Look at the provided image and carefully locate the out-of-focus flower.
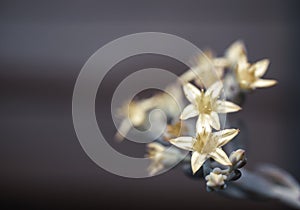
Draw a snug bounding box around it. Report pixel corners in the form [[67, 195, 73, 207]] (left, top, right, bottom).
[[115, 98, 156, 141], [236, 58, 277, 90], [163, 121, 189, 141], [180, 50, 228, 88], [180, 81, 241, 132], [146, 142, 184, 176], [223, 40, 277, 90], [170, 128, 239, 174], [205, 168, 227, 189], [115, 83, 184, 141], [225, 40, 247, 68], [154, 83, 184, 119]]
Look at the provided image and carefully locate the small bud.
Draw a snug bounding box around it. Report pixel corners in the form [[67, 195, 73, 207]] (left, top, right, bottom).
[[205, 170, 227, 189], [237, 158, 247, 169], [229, 149, 245, 165]]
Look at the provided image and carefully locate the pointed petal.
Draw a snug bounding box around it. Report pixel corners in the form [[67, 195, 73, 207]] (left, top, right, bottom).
[[205, 81, 223, 99], [237, 58, 250, 72], [196, 114, 212, 133], [254, 59, 270, 77], [251, 79, 277, 89], [215, 100, 241, 113], [210, 148, 232, 166], [180, 104, 199, 120], [191, 151, 207, 174], [225, 40, 246, 62], [209, 112, 220, 130], [183, 83, 201, 104], [213, 58, 230, 68], [215, 129, 240, 147], [169, 136, 194, 151]]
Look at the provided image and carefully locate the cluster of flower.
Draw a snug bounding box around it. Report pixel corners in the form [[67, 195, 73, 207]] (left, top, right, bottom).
[[116, 41, 277, 190]]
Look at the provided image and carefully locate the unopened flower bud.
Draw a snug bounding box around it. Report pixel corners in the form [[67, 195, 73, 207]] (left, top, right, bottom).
[[229, 149, 245, 165], [205, 170, 227, 189]]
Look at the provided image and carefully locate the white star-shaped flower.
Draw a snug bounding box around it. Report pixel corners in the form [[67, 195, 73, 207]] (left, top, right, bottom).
[[180, 81, 241, 132], [170, 128, 239, 174]]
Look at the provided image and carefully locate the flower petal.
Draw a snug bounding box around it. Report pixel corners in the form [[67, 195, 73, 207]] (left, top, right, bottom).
[[209, 148, 232, 166], [213, 58, 230, 68], [180, 104, 199, 120], [215, 100, 241, 113], [251, 79, 277, 89], [225, 40, 247, 64], [183, 83, 201, 104], [196, 114, 212, 133], [191, 151, 207, 174], [214, 129, 240, 147], [236, 58, 250, 71], [205, 81, 223, 99], [209, 111, 220, 130], [169, 136, 194, 151], [254, 59, 269, 78]]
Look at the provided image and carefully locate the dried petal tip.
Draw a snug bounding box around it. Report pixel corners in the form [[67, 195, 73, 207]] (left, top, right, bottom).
[[229, 149, 245, 165], [205, 170, 227, 189]]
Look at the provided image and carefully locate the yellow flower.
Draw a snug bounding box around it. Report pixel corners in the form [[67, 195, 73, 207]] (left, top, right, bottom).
[[236, 58, 277, 90], [170, 129, 239, 174], [146, 142, 184, 175], [181, 82, 241, 132]]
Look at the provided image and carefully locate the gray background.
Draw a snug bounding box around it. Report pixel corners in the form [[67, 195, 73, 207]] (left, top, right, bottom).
[[0, 0, 299, 209]]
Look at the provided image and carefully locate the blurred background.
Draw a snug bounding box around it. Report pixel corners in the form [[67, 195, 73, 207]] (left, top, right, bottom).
[[1, 0, 300, 209]]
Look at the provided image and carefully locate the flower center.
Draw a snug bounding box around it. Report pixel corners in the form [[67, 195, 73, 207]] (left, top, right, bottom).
[[238, 69, 256, 89], [196, 95, 213, 114], [193, 133, 217, 154], [193, 138, 205, 153]]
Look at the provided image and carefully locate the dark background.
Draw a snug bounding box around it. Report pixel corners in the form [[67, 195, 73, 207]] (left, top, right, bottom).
[[1, 0, 300, 209]]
